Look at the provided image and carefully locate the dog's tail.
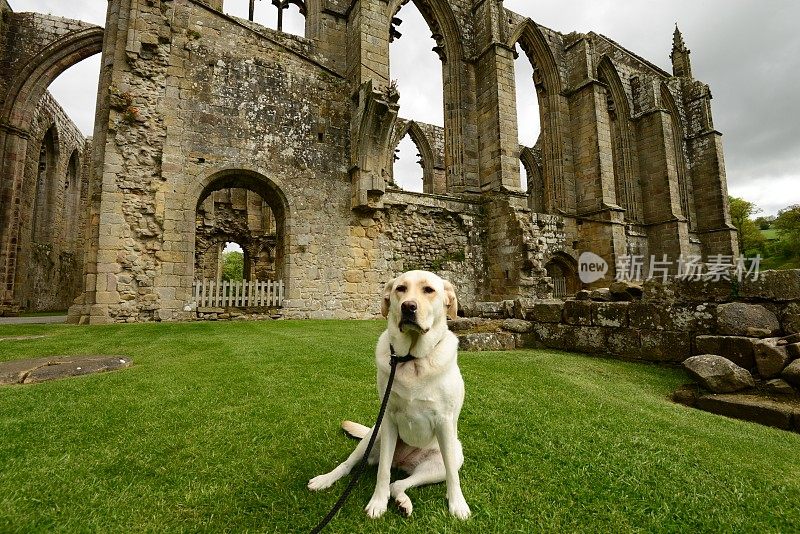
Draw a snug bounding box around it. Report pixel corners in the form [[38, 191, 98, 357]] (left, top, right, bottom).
[[341, 420, 370, 440]]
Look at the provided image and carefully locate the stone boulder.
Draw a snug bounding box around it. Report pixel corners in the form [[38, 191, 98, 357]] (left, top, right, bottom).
[[683, 355, 755, 393], [716, 302, 780, 338], [590, 288, 612, 302], [782, 359, 800, 388], [765, 378, 796, 396], [609, 281, 643, 301], [754, 338, 790, 378]]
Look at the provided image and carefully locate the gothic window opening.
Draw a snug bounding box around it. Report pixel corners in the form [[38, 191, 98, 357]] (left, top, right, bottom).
[[514, 47, 542, 194], [195, 183, 281, 285], [223, 0, 306, 37], [32, 126, 58, 243], [662, 84, 695, 229], [62, 150, 81, 249], [389, 1, 445, 128], [393, 133, 425, 193]]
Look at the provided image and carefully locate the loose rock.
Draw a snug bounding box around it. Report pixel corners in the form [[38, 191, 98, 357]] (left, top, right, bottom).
[[683, 354, 755, 393]]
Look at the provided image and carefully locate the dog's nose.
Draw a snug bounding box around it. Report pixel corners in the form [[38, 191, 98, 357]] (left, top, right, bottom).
[[401, 300, 418, 313]]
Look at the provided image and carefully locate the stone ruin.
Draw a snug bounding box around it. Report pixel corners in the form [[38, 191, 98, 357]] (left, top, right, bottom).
[[451, 270, 800, 432], [0, 0, 740, 323]]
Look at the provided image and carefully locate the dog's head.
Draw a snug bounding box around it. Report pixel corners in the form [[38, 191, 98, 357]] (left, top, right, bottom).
[[381, 271, 458, 333]]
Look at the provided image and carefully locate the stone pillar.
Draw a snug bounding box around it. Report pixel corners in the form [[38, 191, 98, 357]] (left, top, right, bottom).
[[685, 82, 738, 257], [634, 78, 691, 264], [564, 35, 627, 278], [473, 0, 520, 191], [305, 0, 348, 72], [346, 0, 390, 91]]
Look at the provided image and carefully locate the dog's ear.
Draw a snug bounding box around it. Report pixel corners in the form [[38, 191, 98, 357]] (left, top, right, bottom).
[[381, 278, 396, 318], [442, 279, 458, 320]]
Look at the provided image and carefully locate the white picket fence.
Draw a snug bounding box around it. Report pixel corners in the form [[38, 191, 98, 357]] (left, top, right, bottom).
[[193, 279, 284, 308]]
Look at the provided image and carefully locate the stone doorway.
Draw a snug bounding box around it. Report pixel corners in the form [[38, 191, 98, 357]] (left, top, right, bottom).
[[195, 187, 279, 284]]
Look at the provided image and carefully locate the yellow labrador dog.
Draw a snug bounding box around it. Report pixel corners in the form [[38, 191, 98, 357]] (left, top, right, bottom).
[[308, 270, 471, 520]]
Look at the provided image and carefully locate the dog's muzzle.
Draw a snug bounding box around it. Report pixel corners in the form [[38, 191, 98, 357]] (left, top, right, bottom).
[[399, 300, 426, 332]]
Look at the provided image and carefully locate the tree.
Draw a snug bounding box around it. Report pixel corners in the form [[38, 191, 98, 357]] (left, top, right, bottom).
[[221, 251, 244, 281], [773, 205, 800, 259], [754, 215, 775, 230], [728, 196, 764, 255]]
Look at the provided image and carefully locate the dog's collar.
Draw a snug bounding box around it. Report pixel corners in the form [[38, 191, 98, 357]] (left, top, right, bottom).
[[389, 344, 416, 364]]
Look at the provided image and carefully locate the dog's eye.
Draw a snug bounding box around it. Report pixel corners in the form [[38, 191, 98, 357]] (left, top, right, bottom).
[[396, 285, 407, 293], [423, 286, 435, 294]]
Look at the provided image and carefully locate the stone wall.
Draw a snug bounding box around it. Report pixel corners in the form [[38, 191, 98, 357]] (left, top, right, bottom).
[[460, 270, 800, 365], [14, 92, 90, 311], [380, 191, 485, 312]]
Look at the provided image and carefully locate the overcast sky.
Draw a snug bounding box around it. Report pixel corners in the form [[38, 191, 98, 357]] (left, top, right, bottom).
[[10, 0, 800, 215]]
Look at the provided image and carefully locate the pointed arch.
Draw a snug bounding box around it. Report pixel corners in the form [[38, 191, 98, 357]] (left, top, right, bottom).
[[508, 19, 570, 213], [32, 124, 60, 243], [391, 120, 437, 194], [520, 146, 545, 213], [660, 83, 694, 228], [63, 149, 82, 248], [508, 19, 562, 97], [597, 56, 642, 223], [388, 0, 466, 191], [1, 25, 103, 307], [0, 27, 104, 132]]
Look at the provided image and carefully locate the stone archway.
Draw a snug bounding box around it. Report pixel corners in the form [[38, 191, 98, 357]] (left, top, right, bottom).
[[194, 187, 278, 283], [192, 169, 289, 288], [0, 24, 103, 311], [545, 253, 579, 298]]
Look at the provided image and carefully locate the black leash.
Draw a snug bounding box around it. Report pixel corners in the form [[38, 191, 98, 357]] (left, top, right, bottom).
[[311, 346, 414, 534]]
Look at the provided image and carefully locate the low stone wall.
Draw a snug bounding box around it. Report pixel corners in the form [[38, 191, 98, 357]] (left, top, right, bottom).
[[459, 270, 800, 365]]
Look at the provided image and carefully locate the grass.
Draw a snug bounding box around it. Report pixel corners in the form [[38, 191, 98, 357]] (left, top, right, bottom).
[[1, 320, 799, 533], [17, 310, 67, 317]]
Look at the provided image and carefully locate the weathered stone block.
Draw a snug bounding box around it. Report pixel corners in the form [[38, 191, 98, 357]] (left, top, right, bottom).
[[716, 302, 780, 338], [513, 298, 536, 320], [696, 394, 794, 430], [502, 319, 533, 333], [683, 355, 755, 393], [754, 338, 790, 379], [567, 326, 607, 354], [531, 300, 564, 323], [457, 332, 517, 352], [628, 302, 661, 330], [562, 300, 592, 326], [473, 301, 505, 319], [783, 302, 800, 334], [693, 335, 756, 369], [640, 330, 691, 362], [739, 270, 800, 302], [606, 328, 641, 358], [592, 302, 629, 327]]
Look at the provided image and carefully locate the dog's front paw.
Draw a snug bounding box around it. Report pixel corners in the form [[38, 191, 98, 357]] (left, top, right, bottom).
[[307, 473, 336, 491], [448, 496, 471, 520], [365, 495, 389, 519]]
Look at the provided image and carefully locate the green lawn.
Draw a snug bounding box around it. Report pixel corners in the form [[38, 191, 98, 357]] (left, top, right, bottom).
[[1, 321, 799, 533]]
